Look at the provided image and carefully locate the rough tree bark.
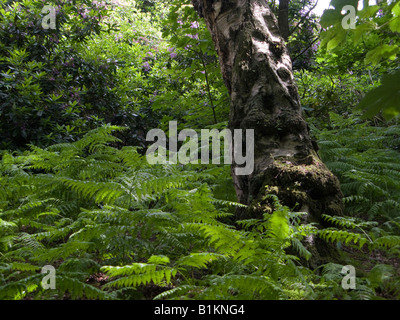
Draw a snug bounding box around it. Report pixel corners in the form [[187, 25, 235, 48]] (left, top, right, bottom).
[[192, 0, 343, 265]]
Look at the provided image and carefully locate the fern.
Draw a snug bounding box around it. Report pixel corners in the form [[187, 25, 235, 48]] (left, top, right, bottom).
[[54, 274, 114, 300], [318, 228, 369, 248], [10, 262, 40, 272], [101, 258, 178, 289], [61, 178, 125, 204], [196, 274, 285, 300], [316, 116, 400, 221], [176, 252, 226, 270], [373, 236, 400, 250], [322, 214, 377, 230], [0, 274, 43, 300], [6, 123, 397, 300], [306, 113, 400, 299], [318, 214, 374, 248], [153, 285, 200, 300], [290, 238, 312, 261]]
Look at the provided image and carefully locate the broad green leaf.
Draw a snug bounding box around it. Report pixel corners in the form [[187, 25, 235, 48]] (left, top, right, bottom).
[[389, 17, 400, 33], [327, 28, 347, 51], [353, 22, 375, 44], [269, 209, 290, 240], [392, 1, 400, 16], [357, 69, 400, 120], [320, 9, 343, 28], [358, 5, 379, 18], [364, 44, 399, 65]]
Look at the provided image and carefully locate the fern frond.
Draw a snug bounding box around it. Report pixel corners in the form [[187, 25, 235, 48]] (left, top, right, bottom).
[[211, 199, 247, 208], [101, 263, 177, 288], [10, 262, 40, 272], [322, 214, 359, 229], [176, 252, 226, 269], [153, 284, 200, 300], [373, 236, 400, 249], [32, 240, 93, 263], [290, 238, 312, 261], [55, 274, 114, 299], [16, 232, 45, 250], [0, 218, 17, 230], [72, 125, 125, 153], [367, 200, 400, 217], [185, 223, 244, 254], [318, 228, 369, 248], [201, 274, 284, 300], [61, 178, 124, 204]]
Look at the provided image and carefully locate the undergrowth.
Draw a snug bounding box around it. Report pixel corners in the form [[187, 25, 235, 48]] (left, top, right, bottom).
[[0, 119, 399, 300], [313, 113, 400, 299]]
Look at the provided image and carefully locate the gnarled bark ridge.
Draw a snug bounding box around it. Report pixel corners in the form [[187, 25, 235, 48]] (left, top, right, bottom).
[[192, 0, 343, 264]]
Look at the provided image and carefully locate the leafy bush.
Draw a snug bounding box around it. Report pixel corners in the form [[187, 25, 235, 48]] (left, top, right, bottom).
[[0, 0, 163, 149]]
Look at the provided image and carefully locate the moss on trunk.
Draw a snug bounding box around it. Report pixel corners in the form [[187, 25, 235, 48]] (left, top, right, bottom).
[[249, 152, 343, 220]]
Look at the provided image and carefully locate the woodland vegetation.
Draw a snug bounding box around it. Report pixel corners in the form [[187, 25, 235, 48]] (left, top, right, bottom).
[[0, 0, 399, 300]]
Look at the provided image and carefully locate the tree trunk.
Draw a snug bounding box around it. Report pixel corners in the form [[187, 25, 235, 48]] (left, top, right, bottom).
[[192, 0, 343, 265], [278, 0, 290, 41]]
